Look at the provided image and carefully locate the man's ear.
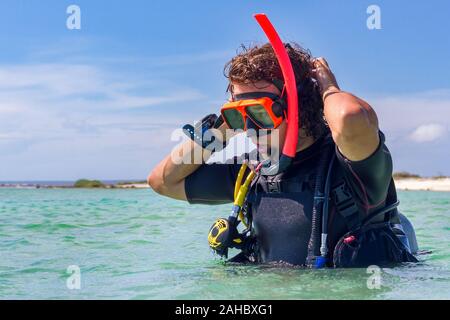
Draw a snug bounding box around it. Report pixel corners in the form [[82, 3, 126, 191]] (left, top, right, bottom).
[[227, 83, 236, 101]]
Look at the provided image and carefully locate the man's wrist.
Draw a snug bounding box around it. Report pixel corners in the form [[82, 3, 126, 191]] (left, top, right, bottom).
[[322, 86, 341, 101]]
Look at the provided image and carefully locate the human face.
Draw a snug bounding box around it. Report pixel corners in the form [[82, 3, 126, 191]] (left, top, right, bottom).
[[230, 81, 286, 158], [230, 81, 316, 158]]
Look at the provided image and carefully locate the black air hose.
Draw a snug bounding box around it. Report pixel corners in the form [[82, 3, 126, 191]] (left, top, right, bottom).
[[306, 142, 333, 267]]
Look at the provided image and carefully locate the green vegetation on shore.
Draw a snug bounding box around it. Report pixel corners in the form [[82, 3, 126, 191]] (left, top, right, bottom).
[[393, 172, 450, 180], [431, 174, 448, 179], [393, 172, 421, 179], [73, 179, 106, 188], [71, 179, 148, 188], [115, 180, 147, 185]]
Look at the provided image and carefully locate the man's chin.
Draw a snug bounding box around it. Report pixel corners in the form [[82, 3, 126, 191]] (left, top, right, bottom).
[[257, 148, 279, 162]]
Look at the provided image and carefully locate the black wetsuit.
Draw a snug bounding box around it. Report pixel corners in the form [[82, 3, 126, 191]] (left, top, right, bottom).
[[185, 131, 395, 265]]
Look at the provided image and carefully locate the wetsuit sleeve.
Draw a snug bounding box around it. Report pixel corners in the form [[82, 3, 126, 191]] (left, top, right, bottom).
[[335, 131, 393, 213], [184, 163, 240, 205]]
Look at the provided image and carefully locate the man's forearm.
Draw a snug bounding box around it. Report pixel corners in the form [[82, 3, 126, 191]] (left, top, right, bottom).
[[148, 123, 230, 200], [147, 138, 214, 200]]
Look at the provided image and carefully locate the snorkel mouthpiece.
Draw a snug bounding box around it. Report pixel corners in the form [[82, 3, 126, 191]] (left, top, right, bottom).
[[254, 14, 299, 175]]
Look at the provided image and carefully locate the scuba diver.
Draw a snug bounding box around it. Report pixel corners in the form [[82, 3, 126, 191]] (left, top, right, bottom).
[[148, 14, 419, 268]]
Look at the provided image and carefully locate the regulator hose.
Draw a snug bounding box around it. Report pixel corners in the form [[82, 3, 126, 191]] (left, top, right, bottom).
[[306, 142, 334, 268]]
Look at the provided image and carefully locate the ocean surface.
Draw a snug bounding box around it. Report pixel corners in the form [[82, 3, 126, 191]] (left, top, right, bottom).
[[0, 188, 449, 300]]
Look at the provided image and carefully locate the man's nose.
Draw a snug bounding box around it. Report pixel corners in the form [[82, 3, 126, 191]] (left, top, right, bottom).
[[245, 118, 272, 139]]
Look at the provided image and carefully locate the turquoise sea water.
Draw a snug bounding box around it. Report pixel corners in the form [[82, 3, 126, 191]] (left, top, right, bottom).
[[0, 188, 449, 299]]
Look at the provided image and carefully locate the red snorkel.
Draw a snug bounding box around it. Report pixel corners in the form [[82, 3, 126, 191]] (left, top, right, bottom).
[[254, 14, 299, 175]]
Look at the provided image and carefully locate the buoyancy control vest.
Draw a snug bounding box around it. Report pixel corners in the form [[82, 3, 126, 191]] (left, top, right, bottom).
[[243, 134, 418, 267]]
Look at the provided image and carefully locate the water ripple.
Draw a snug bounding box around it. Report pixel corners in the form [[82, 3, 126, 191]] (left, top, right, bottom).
[[0, 188, 448, 299]]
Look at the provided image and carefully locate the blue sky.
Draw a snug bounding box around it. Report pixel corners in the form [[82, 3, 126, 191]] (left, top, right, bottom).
[[0, 0, 449, 180]]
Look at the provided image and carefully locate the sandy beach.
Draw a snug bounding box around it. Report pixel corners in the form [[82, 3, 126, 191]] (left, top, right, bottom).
[[117, 179, 450, 192], [2, 179, 449, 192], [116, 183, 149, 189], [394, 178, 450, 192]]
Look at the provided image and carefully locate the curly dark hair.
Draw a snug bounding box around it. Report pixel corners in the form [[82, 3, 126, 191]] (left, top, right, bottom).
[[224, 42, 327, 138]]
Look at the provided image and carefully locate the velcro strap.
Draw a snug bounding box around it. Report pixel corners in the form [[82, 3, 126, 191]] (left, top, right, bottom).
[[332, 182, 360, 230]]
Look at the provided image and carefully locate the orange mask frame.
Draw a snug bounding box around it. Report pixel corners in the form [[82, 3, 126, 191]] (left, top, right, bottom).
[[220, 96, 285, 130]]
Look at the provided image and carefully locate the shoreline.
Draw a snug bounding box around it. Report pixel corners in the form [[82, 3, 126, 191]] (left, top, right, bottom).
[[2, 179, 450, 192], [393, 178, 450, 192], [0, 183, 150, 189]]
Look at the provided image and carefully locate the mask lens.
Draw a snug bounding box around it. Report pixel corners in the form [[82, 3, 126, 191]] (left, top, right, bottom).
[[246, 104, 275, 129], [222, 108, 245, 130], [246, 118, 271, 137]]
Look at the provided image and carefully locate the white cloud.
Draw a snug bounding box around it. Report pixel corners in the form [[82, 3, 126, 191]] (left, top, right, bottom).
[[366, 90, 450, 175], [0, 63, 204, 109], [0, 62, 210, 178], [2, 57, 450, 178], [0, 42, 237, 179], [0, 63, 206, 138], [370, 89, 450, 133], [409, 123, 447, 143], [0, 133, 25, 140]]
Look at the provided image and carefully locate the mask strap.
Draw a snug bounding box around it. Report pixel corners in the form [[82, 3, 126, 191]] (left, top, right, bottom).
[[234, 92, 280, 101], [272, 78, 284, 94]]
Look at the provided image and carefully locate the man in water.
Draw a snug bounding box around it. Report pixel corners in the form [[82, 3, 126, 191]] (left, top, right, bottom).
[[147, 43, 415, 266]]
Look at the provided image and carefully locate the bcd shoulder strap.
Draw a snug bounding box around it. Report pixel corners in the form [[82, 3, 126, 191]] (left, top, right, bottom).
[[330, 169, 399, 232], [331, 178, 360, 231]]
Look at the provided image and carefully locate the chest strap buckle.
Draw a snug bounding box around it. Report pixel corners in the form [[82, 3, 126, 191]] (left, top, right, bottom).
[[267, 180, 281, 193]]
